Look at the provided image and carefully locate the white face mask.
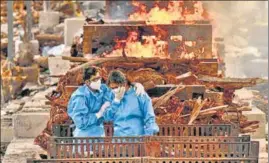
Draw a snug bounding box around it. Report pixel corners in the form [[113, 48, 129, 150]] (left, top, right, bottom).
[[89, 79, 101, 90], [112, 87, 120, 94]]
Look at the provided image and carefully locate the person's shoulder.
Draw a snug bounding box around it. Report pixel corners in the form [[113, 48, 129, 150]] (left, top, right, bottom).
[[100, 84, 111, 92], [136, 91, 151, 102], [101, 83, 108, 89], [71, 85, 87, 97]]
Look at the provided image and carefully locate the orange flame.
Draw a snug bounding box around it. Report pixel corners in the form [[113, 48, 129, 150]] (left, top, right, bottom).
[[108, 31, 168, 58], [104, 1, 214, 59], [128, 1, 207, 24]]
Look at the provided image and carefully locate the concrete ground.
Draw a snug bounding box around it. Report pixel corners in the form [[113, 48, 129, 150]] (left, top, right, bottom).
[[2, 139, 45, 163], [1, 85, 55, 162]]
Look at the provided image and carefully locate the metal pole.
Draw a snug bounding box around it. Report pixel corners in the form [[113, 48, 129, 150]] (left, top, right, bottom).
[[44, 1, 50, 12], [7, 1, 14, 61], [25, 0, 32, 41]]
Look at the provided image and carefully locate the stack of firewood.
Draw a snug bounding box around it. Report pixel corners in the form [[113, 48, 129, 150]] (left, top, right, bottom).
[[153, 88, 259, 133], [34, 56, 265, 150]]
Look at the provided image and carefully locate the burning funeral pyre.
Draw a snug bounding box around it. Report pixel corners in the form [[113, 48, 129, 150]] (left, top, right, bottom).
[[34, 1, 266, 150]]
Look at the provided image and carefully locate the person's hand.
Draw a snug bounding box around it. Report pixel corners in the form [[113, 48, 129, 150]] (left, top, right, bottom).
[[114, 87, 126, 102], [133, 83, 146, 96], [96, 101, 110, 119]]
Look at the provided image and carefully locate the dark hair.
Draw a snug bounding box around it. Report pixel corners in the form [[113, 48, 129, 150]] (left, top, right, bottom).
[[107, 70, 126, 85], [83, 67, 98, 81]]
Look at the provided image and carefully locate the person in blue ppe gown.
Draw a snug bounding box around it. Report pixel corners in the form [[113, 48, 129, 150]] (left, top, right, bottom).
[[67, 67, 147, 137], [67, 67, 146, 157], [101, 70, 159, 137], [67, 67, 112, 137]]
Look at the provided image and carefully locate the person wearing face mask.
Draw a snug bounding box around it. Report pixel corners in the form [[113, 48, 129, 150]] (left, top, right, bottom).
[[67, 67, 146, 137], [67, 67, 110, 137], [102, 70, 159, 137]]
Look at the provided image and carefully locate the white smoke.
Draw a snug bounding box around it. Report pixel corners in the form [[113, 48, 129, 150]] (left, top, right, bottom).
[[204, 1, 268, 78]]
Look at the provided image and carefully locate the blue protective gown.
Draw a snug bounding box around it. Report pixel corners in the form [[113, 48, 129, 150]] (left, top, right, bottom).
[[67, 84, 113, 137], [103, 87, 159, 136]]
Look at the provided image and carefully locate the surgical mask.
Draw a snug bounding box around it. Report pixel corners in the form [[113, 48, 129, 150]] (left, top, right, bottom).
[[112, 87, 120, 94], [89, 79, 101, 90]]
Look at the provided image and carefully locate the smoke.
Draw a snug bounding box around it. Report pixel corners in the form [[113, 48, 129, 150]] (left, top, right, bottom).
[[78, 1, 105, 19], [203, 1, 268, 78]]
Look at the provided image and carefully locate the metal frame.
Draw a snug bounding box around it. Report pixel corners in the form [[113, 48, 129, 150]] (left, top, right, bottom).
[[52, 124, 239, 137], [27, 158, 142, 163], [157, 124, 239, 136], [149, 139, 258, 158], [48, 136, 148, 159], [47, 136, 256, 159], [142, 157, 258, 163], [27, 156, 258, 163], [82, 21, 212, 59]]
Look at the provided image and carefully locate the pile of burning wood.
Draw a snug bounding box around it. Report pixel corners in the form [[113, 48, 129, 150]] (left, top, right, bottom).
[[33, 0, 266, 151], [34, 56, 265, 150]]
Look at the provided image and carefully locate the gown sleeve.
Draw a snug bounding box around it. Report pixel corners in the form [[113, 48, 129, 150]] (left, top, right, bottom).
[[102, 100, 121, 122], [67, 95, 98, 130], [138, 94, 159, 136]]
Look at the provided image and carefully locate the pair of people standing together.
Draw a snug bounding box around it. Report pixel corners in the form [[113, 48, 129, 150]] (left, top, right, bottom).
[[67, 67, 159, 138]]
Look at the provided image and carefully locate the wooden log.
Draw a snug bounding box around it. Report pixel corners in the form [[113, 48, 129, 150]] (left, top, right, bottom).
[[62, 56, 89, 62], [178, 105, 228, 118], [240, 129, 256, 133], [240, 121, 259, 128], [153, 85, 185, 109], [49, 75, 64, 78], [35, 34, 63, 42], [68, 57, 192, 73], [34, 56, 49, 69], [197, 111, 217, 118], [102, 62, 145, 69], [188, 98, 207, 125], [224, 106, 252, 112], [68, 57, 128, 73], [198, 75, 267, 89]]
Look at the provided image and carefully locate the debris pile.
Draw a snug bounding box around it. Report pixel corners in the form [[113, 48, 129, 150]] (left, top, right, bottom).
[[1, 60, 41, 102], [0, 0, 85, 103], [0, 1, 82, 25], [0, 0, 41, 25]]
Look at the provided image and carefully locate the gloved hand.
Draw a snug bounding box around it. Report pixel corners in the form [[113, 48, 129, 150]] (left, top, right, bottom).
[[114, 87, 126, 102], [133, 83, 146, 96], [96, 101, 110, 119]]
